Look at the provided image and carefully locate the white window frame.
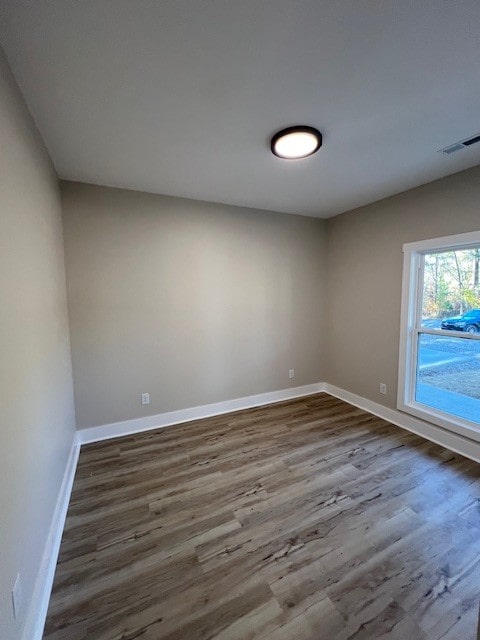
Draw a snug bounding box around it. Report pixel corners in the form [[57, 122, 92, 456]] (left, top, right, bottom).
[[398, 230, 480, 442]]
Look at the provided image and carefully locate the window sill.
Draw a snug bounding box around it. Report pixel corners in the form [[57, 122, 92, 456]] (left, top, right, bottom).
[[398, 397, 480, 444]]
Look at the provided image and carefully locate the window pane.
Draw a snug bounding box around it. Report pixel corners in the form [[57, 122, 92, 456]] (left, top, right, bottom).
[[416, 333, 480, 425], [421, 247, 480, 331]]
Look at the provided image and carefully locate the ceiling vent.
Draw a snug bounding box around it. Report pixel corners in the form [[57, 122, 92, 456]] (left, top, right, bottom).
[[440, 133, 480, 155]]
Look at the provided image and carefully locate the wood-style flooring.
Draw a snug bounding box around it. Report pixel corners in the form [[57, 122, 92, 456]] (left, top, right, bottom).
[[43, 393, 480, 640]]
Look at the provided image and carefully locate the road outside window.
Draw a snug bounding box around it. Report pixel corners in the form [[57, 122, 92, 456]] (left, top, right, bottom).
[[398, 232, 480, 439]]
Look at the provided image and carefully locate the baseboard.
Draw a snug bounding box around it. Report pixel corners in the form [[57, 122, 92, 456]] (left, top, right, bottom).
[[77, 382, 325, 445], [77, 381, 480, 463], [19, 381, 479, 639], [323, 383, 480, 464], [22, 433, 80, 640]]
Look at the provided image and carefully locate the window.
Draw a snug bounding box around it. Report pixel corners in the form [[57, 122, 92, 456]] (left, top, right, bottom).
[[398, 231, 480, 440]]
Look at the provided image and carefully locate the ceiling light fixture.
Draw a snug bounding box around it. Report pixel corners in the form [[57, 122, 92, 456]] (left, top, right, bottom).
[[271, 126, 322, 159]]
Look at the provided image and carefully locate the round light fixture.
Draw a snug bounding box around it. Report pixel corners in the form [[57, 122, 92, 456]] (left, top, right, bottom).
[[271, 126, 322, 159]]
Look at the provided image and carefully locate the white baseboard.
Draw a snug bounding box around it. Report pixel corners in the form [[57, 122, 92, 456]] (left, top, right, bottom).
[[22, 433, 80, 640], [77, 382, 480, 464], [323, 383, 480, 464], [77, 382, 325, 445], [22, 382, 478, 640]]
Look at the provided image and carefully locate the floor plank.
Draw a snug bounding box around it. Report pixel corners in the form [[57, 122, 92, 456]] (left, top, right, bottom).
[[44, 393, 480, 639]]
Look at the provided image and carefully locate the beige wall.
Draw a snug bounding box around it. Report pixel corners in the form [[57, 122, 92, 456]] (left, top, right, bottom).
[[61, 182, 327, 429], [326, 165, 480, 409], [0, 48, 75, 640], [1, 28, 479, 639]]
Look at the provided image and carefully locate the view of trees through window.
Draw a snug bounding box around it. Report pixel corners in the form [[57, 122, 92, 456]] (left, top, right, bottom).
[[415, 245, 480, 422], [422, 248, 480, 320]]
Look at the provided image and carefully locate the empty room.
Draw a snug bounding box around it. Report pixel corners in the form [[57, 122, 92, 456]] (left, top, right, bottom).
[[2, 2, 480, 639]]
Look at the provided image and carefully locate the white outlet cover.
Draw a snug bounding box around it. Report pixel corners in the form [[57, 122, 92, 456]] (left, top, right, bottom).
[[289, 369, 295, 379], [141, 393, 150, 405]]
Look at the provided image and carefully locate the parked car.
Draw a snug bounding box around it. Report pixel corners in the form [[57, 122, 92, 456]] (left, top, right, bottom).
[[441, 309, 480, 333]]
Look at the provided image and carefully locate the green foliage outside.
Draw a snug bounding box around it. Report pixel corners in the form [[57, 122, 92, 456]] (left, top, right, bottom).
[[423, 248, 480, 319]]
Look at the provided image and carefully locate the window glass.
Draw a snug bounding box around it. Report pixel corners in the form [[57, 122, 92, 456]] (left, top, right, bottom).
[[415, 333, 480, 424], [399, 232, 480, 436], [421, 248, 480, 331]]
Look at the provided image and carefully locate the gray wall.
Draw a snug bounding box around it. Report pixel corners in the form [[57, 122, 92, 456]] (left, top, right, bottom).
[[326, 165, 480, 408], [61, 182, 327, 429], [0, 48, 75, 640]]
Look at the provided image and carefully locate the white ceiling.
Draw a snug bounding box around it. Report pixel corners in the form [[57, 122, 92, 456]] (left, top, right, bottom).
[[1, 1, 480, 218]]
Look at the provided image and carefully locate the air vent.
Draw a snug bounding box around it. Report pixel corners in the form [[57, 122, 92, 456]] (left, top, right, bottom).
[[439, 133, 480, 155], [463, 134, 480, 147], [442, 143, 464, 154]]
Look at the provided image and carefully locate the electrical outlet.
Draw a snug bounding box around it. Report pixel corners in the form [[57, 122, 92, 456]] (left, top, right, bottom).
[[141, 393, 150, 405], [289, 369, 295, 379], [379, 383, 387, 395], [12, 573, 22, 619]]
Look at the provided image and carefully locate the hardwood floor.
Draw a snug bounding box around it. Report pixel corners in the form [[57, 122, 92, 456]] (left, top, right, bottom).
[[44, 393, 480, 640]]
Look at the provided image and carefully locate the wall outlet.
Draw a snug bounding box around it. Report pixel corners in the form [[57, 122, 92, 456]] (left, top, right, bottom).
[[379, 383, 387, 395], [289, 369, 295, 379], [141, 393, 150, 405], [12, 573, 22, 619]]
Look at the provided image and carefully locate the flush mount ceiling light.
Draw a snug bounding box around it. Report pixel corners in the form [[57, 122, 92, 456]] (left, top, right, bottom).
[[271, 126, 322, 159]]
